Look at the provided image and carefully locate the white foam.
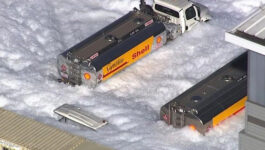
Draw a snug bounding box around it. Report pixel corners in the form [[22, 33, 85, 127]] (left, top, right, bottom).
[[0, 0, 259, 149]]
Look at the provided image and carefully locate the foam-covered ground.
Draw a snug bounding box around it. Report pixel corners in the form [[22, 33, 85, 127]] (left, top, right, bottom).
[[0, 0, 263, 149]]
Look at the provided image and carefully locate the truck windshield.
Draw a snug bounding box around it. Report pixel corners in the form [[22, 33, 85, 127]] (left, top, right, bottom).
[[185, 6, 196, 20], [155, 4, 179, 18]]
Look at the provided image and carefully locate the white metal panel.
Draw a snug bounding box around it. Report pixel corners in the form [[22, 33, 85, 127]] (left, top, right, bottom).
[[54, 104, 108, 130], [246, 122, 265, 141], [246, 101, 265, 120], [239, 130, 265, 150], [225, 32, 265, 55]]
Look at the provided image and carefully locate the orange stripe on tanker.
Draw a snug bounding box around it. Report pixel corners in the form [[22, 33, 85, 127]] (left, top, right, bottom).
[[212, 96, 247, 127]]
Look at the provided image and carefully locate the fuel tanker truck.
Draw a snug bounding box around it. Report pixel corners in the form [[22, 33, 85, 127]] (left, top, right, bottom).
[[57, 0, 211, 87], [161, 52, 248, 134]]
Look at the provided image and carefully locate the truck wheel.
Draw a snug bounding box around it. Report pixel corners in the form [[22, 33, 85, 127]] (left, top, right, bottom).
[[165, 24, 181, 40]]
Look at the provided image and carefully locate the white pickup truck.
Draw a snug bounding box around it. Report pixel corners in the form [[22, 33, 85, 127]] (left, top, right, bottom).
[[141, 0, 211, 35]]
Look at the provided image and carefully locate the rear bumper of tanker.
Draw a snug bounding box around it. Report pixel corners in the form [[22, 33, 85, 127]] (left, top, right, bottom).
[[160, 96, 247, 134], [57, 53, 100, 87]]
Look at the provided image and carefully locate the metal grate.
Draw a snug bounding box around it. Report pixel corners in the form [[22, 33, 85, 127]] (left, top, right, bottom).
[[170, 105, 185, 128], [67, 61, 81, 85]]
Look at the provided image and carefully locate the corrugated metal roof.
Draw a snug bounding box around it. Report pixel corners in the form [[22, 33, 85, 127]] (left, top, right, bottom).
[[0, 108, 111, 150], [237, 7, 265, 39], [225, 5, 265, 55]]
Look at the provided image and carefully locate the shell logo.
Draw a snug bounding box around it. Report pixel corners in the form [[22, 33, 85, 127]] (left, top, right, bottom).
[[84, 73, 91, 80], [156, 36, 162, 44]]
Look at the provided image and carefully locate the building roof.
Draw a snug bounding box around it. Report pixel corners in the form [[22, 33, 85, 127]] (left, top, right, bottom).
[[225, 5, 265, 55], [0, 108, 112, 150]]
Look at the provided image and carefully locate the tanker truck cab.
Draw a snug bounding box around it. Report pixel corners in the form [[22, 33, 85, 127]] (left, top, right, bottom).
[[152, 0, 211, 33]]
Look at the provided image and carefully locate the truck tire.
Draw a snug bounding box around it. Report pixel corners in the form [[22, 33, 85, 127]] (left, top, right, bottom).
[[164, 23, 181, 40]]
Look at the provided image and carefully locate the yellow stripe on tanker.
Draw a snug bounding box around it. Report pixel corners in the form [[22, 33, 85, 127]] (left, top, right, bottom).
[[102, 36, 154, 80]]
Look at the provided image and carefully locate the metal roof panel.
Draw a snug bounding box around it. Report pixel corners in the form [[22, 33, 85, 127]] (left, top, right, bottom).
[[226, 5, 265, 55], [246, 17, 265, 38], [257, 29, 265, 39], [238, 10, 265, 32], [0, 108, 112, 150]]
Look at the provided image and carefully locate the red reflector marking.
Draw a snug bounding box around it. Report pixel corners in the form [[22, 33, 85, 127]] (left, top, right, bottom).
[[233, 106, 245, 115], [163, 114, 168, 121], [103, 62, 128, 78], [145, 19, 154, 26], [61, 64, 67, 72], [98, 74, 103, 80], [90, 53, 99, 60]]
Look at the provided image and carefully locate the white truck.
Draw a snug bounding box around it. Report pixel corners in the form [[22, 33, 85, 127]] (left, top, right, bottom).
[[141, 0, 211, 35], [57, 0, 211, 87]]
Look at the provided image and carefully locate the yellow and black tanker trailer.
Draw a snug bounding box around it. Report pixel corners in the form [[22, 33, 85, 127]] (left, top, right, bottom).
[[57, 9, 168, 87], [160, 52, 248, 134]]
